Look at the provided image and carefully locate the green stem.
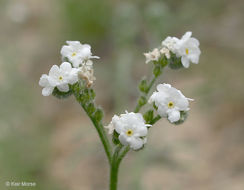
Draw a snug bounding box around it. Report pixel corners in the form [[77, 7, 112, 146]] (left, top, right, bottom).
[[110, 65, 164, 189], [134, 75, 158, 113], [72, 85, 112, 164], [149, 115, 161, 125], [110, 146, 130, 190], [83, 105, 112, 163]]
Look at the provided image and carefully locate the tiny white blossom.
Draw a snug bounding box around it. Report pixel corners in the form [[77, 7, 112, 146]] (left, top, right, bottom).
[[104, 123, 115, 135], [78, 65, 96, 88], [160, 47, 171, 59], [39, 74, 54, 96], [175, 31, 201, 68], [161, 36, 179, 54], [60, 41, 99, 68], [106, 111, 151, 150], [149, 84, 193, 123], [39, 62, 79, 96], [144, 48, 160, 64]]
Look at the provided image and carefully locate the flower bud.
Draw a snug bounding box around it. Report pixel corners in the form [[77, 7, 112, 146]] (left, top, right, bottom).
[[87, 102, 96, 115], [153, 66, 162, 77], [159, 56, 168, 67], [88, 89, 96, 100], [94, 108, 103, 122], [139, 79, 148, 93]]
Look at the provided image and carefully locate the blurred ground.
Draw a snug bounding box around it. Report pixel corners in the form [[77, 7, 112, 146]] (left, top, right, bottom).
[[0, 0, 244, 190]]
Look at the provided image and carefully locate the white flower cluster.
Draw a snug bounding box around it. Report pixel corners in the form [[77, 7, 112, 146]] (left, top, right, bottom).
[[144, 31, 201, 68], [39, 41, 98, 96], [149, 84, 193, 123], [105, 112, 151, 150]]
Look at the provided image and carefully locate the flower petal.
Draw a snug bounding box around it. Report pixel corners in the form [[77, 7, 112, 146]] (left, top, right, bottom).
[[181, 56, 190, 68], [129, 137, 144, 150], [57, 84, 69, 92], [42, 86, 54, 96], [60, 62, 72, 72], [168, 110, 181, 123], [49, 65, 60, 78], [118, 134, 129, 146]]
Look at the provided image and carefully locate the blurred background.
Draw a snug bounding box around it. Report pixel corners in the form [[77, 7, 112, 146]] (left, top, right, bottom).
[[0, 0, 244, 189]]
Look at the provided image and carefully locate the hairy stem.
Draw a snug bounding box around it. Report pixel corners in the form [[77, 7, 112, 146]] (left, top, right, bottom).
[[134, 75, 158, 113], [83, 105, 112, 163], [72, 85, 112, 164], [110, 145, 130, 190], [149, 115, 161, 125]]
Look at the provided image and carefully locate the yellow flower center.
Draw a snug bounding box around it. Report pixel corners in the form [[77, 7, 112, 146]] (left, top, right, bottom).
[[72, 52, 77, 57], [59, 76, 63, 80], [168, 101, 174, 108], [185, 48, 189, 55], [126, 129, 133, 137]]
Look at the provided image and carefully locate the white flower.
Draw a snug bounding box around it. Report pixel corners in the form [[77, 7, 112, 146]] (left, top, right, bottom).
[[60, 41, 99, 68], [104, 121, 115, 135], [106, 112, 151, 150], [39, 62, 79, 96], [144, 48, 160, 64], [78, 65, 96, 88], [160, 47, 170, 59], [149, 84, 193, 123], [175, 31, 201, 68], [39, 74, 54, 96], [161, 36, 179, 54]]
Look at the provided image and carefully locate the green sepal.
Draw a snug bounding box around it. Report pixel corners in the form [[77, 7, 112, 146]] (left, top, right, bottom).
[[80, 90, 90, 103], [168, 53, 183, 70], [138, 96, 147, 106], [88, 89, 96, 100], [159, 56, 168, 67], [52, 87, 73, 99], [87, 102, 96, 115], [172, 111, 188, 125], [153, 65, 162, 77], [94, 108, 104, 122], [62, 57, 70, 63], [139, 78, 148, 93], [112, 130, 120, 145], [153, 102, 158, 110], [143, 110, 154, 124]]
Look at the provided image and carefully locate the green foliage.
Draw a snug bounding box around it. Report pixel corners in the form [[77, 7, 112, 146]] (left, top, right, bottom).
[[138, 96, 147, 107], [143, 110, 154, 124], [153, 102, 158, 110], [88, 89, 96, 100], [159, 56, 169, 67], [168, 53, 183, 70], [78, 88, 96, 103], [87, 102, 96, 115], [153, 65, 162, 77], [52, 87, 73, 99], [94, 108, 104, 122], [112, 131, 120, 145], [139, 78, 148, 93]]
